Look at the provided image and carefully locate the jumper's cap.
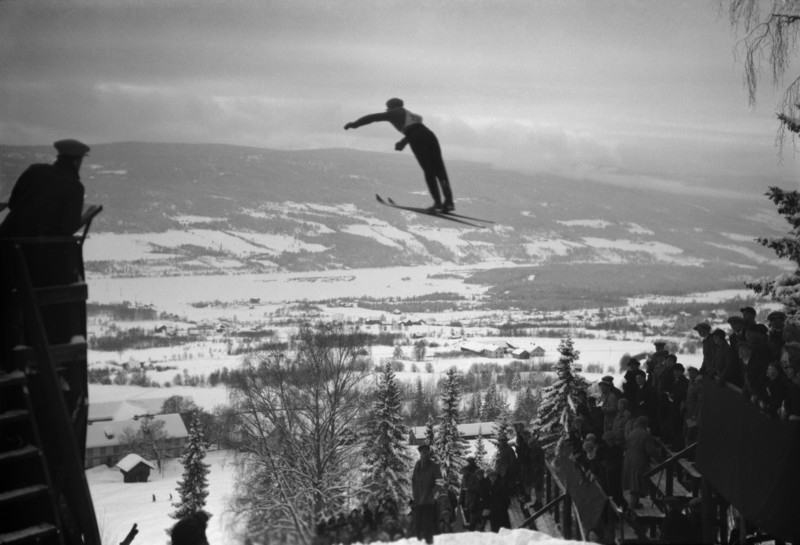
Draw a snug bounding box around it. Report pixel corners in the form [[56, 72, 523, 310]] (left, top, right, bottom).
[[693, 322, 711, 332], [727, 316, 745, 326], [672, 363, 684, 372], [767, 311, 787, 322], [54, 139, 90, 157], [740, 306, 756, 315], [386, 97, 404, 110], [653, 340, 667, 349], [711, 328, 727, 338]]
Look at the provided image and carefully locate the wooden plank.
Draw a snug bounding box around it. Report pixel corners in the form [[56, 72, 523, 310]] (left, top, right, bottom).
[[0, 523, 58, 544], [0, 485, 49, 505], [650, 472, 691, 498], [13, 341, 87, 367], [0, 409, 29, 426], [32, 283, 88, 307], [0, 445, 39, 465], [679, 458, 702, 480], [631, 497, 665, 520], [0, 371, 26, 388]]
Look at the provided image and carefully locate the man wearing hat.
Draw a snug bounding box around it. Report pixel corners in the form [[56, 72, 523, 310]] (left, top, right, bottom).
[[598, 377, 620, 433], [707, 329, 730, 379], [0, 139, 90, 237], [693, 322, 714, 376], [740, 306, 757, 328], [726, 315, 746, 348], [666, 363, 689, 449], [411, 444, 442, 544], [767, 310, 787, 353]]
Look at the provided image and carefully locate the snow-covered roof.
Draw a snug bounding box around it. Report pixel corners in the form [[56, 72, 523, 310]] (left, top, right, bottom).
[[115, 453, 156, 473], [89, 397, 173, 422], [460, 342, 504, 354], [410, 421, 498, 440], [86, 413, 189, 449]]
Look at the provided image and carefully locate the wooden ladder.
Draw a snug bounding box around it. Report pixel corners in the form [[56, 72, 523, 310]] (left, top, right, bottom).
[[1, 244, 101, 545], [0, 371, 65, 544]]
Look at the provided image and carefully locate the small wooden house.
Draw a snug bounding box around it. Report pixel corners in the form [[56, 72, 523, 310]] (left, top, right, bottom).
[[116, 453, 156, 483]]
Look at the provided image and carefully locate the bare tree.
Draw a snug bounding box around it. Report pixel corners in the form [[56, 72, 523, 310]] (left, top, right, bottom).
[[228, 325, 372, 545], [118, 416, 171, 475], [723, 0, 800, 149]]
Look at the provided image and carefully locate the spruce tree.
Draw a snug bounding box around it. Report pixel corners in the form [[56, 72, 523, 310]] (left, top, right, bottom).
[[424, 414, 438, 461], [360, 361, 413, 506], [435, 367, 469, 494], [481, 382, 501, 421], [532, 336, 589, 457], [171, 411, 210, 519], [492, 412, 513, 468], [514, 383, 539, 424], [511, 371, 522, 391], [746, 187, 800, 317], [470, 391, 482, 421], [474, 427, 488, 469], [411, 377, 426, 425]]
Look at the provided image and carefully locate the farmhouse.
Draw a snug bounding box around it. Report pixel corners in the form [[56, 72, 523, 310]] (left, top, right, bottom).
[[115, 453, 156, 483], [85, 413, 189, 468], [507, 343, 546, 359], [88, 397, 173, 423], [460, 341, 505, 358], [408, 421, 499, 445]]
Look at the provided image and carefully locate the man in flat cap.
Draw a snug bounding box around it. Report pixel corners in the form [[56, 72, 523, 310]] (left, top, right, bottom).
[[767, 310, 787, 353], [726, 315, 746, 348], [0, 139, 90, 358], [692, 323, 714, 377], [0, 139, 90, 237], [740, 306, 757, 328], [707, 329, 730, 379]]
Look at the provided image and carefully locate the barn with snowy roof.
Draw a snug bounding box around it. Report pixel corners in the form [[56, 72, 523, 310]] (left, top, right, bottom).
[[115, 453, 156, 483]]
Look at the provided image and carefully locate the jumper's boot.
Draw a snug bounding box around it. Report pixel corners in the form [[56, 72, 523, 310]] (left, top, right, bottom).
[[439, 177, 454, 212]]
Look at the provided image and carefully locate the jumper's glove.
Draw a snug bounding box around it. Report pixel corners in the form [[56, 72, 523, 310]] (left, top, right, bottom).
[[395, 140, 407, 151], [344, 122, 355, 130]]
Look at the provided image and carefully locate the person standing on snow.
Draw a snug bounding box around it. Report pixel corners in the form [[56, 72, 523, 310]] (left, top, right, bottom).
[[344, 98, 455, 212]]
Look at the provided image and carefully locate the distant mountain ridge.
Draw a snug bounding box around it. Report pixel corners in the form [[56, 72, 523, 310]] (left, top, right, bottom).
[[0, 142, 787, 282]]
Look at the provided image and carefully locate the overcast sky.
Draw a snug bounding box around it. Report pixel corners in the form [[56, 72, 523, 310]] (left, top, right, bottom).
[[1, 0, 799, 193]]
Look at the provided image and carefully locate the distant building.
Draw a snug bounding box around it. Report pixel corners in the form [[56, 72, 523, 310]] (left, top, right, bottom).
[[408, 421, 499, 445], [460, 341, 504, 358], [509, 343, 546, 359], [85, 413, 189, 469], [88, 397, 174, 423], [116, 453, 156, 483]]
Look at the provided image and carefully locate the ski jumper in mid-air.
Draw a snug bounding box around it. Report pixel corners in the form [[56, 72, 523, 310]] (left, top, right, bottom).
[[344, 98, 455, 212]]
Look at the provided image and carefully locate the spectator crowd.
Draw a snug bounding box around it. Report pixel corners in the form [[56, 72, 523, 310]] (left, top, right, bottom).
[[314, 306, 800, 545]]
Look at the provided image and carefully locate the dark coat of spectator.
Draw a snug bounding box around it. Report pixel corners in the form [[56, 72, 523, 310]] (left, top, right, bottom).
[[759, 362, 788, 418], [487, 471, 511, 532], [622, 417, 662, 507]]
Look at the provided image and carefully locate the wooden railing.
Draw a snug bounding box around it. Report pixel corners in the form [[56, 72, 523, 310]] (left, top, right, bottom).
[[519, 459, 582, 540]]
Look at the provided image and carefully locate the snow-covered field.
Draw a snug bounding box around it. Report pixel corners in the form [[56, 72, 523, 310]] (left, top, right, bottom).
[[90, 450, 236, 545], [82, 267, 746, 544], [89, 442, 598, 545]]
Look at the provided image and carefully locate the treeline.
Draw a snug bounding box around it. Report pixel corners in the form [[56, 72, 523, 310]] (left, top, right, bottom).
[[90, 328, 200, 351], [467, 262, 747, 311]]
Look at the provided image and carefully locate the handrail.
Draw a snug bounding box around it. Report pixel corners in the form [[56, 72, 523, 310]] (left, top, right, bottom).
[[520, 492, 567, 528], [644, 441, 697, 478]]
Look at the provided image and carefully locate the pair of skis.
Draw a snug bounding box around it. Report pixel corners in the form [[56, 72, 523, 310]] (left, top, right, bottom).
[[375, 194, 493, 228]]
